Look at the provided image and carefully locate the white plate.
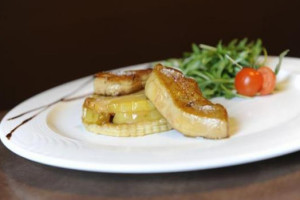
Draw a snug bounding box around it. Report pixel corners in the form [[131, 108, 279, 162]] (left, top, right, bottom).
[[1, 57, 300, 173]]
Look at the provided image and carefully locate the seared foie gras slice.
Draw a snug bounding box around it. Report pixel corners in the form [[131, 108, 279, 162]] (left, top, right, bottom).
[[94, 68, 152, 96], [145, 64, 229, 139]]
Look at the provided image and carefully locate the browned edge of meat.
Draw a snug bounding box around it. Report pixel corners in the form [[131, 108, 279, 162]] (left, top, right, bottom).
[[94, 68, 152, 96]]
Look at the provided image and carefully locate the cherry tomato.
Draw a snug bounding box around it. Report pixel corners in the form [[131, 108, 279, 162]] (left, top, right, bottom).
[[235, 67, 263, 96], [257, 66, 276, 95]]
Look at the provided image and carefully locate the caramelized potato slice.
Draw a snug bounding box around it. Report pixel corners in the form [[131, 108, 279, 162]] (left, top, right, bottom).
[[82, 107, 110, 125], [113, 110, 164, 124], [84, 91, 155, 113]]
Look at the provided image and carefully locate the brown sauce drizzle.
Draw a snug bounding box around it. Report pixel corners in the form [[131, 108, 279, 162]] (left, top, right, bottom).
[[6, 77, 94, 139]]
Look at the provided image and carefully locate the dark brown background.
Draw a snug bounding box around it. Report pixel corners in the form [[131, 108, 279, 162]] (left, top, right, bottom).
[[1, 0, 300, 109]]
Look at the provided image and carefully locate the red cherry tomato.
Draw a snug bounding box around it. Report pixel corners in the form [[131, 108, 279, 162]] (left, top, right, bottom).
[[257, 66, 276, 95], [235, 67, 263, 96]]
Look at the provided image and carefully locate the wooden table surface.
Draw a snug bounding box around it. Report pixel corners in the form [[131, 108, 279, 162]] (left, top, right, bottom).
[[1, 110, 300, 200]]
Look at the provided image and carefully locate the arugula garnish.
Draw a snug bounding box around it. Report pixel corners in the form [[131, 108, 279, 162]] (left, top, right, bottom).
[[159, 38, 288, 99]]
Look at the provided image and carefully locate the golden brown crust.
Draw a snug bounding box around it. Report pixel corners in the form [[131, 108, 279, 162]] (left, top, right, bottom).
[[94, 68, 152, 96]]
